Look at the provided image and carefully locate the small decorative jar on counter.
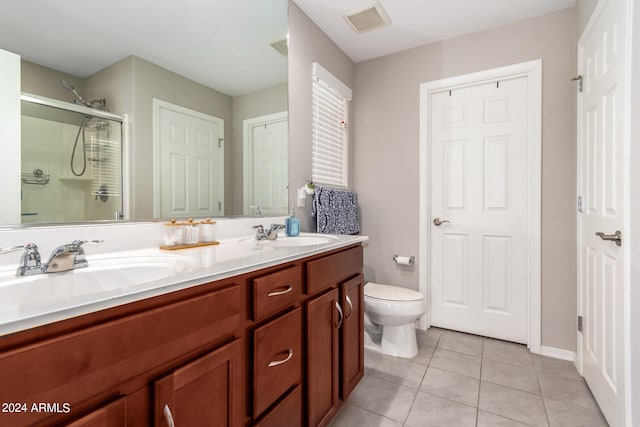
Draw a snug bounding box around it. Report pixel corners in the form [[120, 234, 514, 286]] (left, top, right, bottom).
[[199, 218, 217, 243], [184, 218, 199, 245], [162, 219, 186, 247]]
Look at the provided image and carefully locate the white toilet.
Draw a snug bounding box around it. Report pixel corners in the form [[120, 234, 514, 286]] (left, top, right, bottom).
[[363, 282, 426, 358]]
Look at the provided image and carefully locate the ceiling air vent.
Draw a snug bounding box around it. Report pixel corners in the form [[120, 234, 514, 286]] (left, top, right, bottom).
[[344, 1, 391, 34], [270, 38, 288, 56]]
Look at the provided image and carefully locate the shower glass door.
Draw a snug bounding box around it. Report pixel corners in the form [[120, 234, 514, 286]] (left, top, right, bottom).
[[20, 94, 124, 223]]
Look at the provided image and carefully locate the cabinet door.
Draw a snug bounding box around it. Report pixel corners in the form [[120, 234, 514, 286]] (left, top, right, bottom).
[[65, 398, 126, 427], [306, 288, 340, 427], [154, 339, 242, 427], [340, 274, 364, 399]]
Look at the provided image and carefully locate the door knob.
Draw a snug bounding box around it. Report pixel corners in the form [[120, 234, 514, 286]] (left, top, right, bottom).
[[433, 218, 450, 226], [595, 230, 622, 247]]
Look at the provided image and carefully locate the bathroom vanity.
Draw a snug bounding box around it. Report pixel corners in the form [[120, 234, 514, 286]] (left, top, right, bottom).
[[0, 226, 366, 427]]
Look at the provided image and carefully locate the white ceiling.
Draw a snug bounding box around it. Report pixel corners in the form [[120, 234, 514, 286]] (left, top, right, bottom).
[[292, 0, 577, 63], [0, 0, 288, 96]]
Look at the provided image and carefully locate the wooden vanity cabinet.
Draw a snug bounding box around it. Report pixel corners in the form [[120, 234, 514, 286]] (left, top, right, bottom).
[[252, 308, 302, 418], [305, 245, 364, 427], [306, 288, 341, 426], [340, 274, 365, 399], [0, 280, 242, 427], [0, 243, 364, 427], [154, 339, 243, 427], [64, 398, 127, 427]]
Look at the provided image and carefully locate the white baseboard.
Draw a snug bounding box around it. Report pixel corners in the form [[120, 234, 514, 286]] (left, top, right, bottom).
[[538, 345, 576, 361]]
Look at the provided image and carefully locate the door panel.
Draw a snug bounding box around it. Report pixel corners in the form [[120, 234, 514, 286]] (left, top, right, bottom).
[[158, 103, 224, 218], [248, 116, 288, 215], [430, 76, 529, 343], [577, 0, 628, 424]]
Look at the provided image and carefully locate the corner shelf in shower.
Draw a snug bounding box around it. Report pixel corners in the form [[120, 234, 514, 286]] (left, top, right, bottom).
[[21, 171, 50, 185]]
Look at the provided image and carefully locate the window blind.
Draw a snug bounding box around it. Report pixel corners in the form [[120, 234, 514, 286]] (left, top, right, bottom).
[[312, 63, 352, 188]]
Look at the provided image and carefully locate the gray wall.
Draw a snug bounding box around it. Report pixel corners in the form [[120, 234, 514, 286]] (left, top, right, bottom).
[[576, 0, 599, 37], [352, 9, 577, 351], [128, 57, 233, 219], [288, 2, 355, 231], [21, 60, 86, 102]]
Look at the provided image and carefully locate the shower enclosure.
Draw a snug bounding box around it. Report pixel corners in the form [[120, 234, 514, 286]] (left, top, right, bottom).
[[20, 93, 124, 223]]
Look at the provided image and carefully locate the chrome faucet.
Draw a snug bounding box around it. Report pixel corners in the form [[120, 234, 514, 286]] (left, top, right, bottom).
[[0, 243, 42, 276], [43, 240, 103, 273], [253, 224, 285, 241], [0, 240, 102, 276]]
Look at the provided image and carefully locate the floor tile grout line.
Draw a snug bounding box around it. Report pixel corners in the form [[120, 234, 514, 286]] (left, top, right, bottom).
[[475, 338, 485, 426], [401, 383, 421, 427], [534, 358, 552, 426], [342, 401, 405, 426]]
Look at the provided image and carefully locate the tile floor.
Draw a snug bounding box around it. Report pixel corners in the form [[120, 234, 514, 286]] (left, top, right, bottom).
[[331, 328, 608, 427]]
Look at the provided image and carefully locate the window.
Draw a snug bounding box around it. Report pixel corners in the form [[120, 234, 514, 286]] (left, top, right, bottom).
[[312, 63, 352, 188]]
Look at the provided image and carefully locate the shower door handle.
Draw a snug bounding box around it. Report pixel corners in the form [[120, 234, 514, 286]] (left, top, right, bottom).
[[433, 218, 450, 226]]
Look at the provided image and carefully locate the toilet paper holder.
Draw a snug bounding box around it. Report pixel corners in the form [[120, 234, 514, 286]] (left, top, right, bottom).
[[393, 255, 415, 265]]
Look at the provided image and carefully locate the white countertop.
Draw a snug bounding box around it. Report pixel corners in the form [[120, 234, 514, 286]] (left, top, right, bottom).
[[0, 232, 368, 336]]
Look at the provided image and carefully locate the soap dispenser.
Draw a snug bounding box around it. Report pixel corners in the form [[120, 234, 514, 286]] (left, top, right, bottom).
[[285, 205, 300, 237]]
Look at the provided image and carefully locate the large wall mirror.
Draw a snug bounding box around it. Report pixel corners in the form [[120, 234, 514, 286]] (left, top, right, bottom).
[[0, 0, 288, 226]]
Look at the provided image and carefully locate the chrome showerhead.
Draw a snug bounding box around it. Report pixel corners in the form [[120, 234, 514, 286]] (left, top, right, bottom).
[[60, 79, 89, 107]]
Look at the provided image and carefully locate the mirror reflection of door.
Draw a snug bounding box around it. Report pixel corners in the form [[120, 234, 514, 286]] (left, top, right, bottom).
[[153, 99, 224, 219], [243, 112, 288, 215]]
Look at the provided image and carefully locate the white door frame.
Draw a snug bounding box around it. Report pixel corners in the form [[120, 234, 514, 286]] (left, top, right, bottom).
[[242, 111, 288, 215], [418, 60, 542, 353], [152, 98, 224, 218]]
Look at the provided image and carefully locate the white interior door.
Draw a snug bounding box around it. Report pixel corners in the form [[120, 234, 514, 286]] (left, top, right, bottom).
[[429, 76, 530, 343], [243, 112, 288, 215], [155, 100, 224, 218], [0, 48, 21, 224], [577, 0, 629, 424]]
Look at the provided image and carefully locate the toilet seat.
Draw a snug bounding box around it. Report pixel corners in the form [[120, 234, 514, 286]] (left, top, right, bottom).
[[364, 283, 424, 302]]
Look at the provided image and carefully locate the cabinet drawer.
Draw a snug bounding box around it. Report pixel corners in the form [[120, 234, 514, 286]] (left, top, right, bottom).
[[253, 265, 302, 320], [253, 308, 302, 418], [306, 245, 363, 295], [0, 285, 240, 427], [254, 385, 302, 427]]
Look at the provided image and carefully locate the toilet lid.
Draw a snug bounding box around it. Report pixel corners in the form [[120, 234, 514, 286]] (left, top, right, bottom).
[[364, 283, 424, 301]]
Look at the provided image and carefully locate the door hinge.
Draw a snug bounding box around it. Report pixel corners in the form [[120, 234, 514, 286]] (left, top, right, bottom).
[[577, 196, 583, 213], [218, 201, 222, 211], [571, 75, 583, 92], [218, 138, 223, 148], [578, 315, 583, 333]]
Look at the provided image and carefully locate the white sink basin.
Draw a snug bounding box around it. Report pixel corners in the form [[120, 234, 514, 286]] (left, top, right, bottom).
[[236, 234, 339, 248], [262, 235, 339, 247], [0, 253, 193, 319]]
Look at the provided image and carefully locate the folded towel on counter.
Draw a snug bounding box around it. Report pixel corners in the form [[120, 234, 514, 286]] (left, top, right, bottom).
[[312, 186, 360, 235]]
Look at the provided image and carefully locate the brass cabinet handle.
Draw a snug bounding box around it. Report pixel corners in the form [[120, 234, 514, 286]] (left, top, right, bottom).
[[335, 301, 344, 329], [595, 230, 622, 247], [267, 286, 293, 297], [433, 218, 450, 226], [268, 349, 293, 367], [345, 295, 353, 320], [163, 404, 175, 427]]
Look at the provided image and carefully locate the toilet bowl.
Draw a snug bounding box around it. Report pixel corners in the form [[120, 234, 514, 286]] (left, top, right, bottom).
[[364, 282, 426, 358]]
